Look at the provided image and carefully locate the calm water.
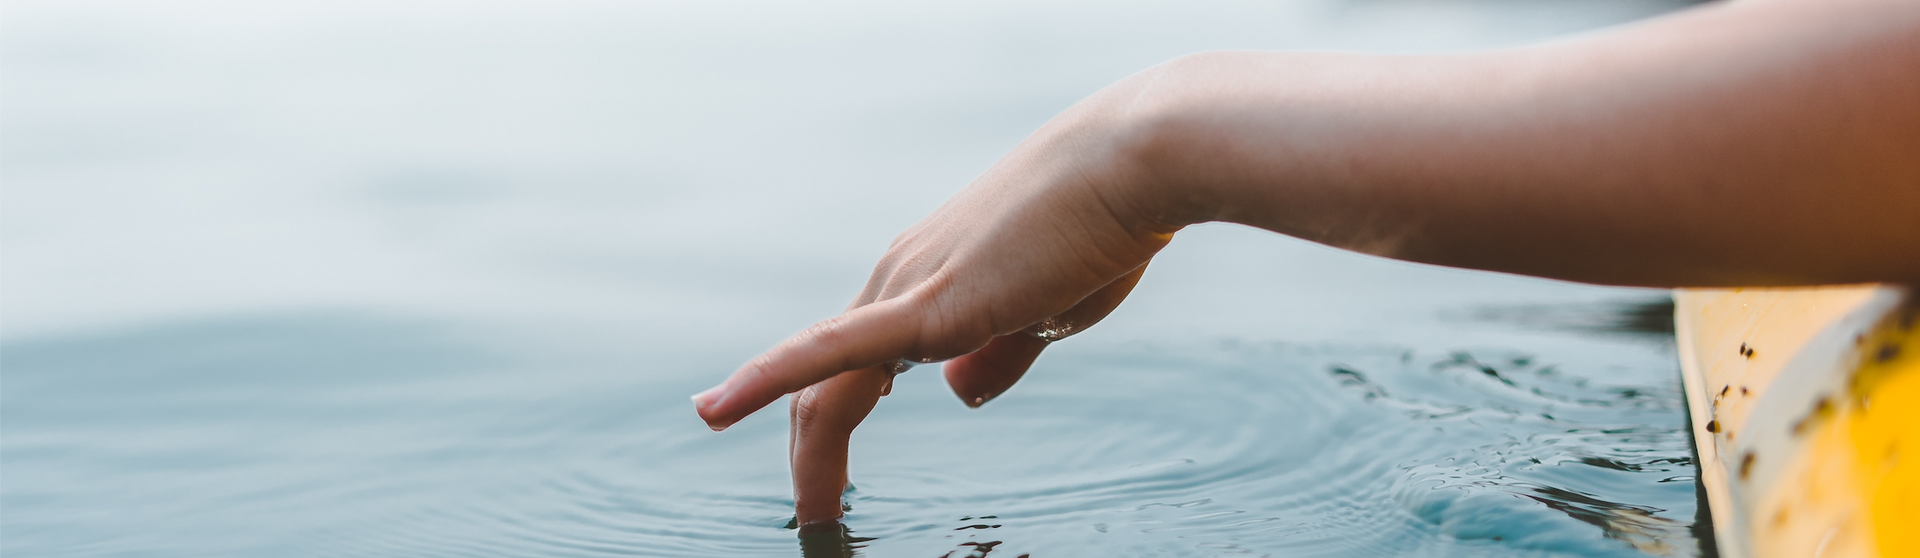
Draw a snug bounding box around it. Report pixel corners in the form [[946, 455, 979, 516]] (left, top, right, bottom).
[[4, 0, 1705, 556]]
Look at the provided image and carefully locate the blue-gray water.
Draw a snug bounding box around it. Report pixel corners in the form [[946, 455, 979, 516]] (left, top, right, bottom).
[[4, 0, 1704, 556], [4, 307, 1697, 557]]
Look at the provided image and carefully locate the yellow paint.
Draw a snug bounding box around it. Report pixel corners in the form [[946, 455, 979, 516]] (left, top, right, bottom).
[[1848, 308, 1919, 558], [1675, 286, 1916, 558]]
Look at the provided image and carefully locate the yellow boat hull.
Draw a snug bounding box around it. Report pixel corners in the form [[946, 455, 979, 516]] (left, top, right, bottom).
[[1676, 286, 1919, 558]]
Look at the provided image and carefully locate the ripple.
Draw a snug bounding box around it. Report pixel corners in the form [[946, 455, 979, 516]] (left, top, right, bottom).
[[5, 319, 1698, 557], [536, 342, 1699, 558]]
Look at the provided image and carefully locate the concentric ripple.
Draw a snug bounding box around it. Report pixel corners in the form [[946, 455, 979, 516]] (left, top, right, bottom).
[[2, 315, 1699, 557]]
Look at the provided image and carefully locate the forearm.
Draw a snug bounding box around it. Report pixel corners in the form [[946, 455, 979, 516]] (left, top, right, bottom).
[[1116, 0, 1920, 286]]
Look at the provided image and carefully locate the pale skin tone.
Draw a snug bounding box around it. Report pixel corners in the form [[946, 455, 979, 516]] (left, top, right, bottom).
[[690, 0, 1920, 526]]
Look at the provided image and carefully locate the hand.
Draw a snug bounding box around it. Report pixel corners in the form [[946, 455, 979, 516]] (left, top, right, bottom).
[[691, 86, 1179, 523], [697, 0, 1920, 522]]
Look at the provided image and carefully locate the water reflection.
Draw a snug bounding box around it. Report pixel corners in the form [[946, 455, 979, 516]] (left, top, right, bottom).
[[1459, 298, 1678, 339], [795, 521, 873, 558], [1521, 485, 1691, 557]]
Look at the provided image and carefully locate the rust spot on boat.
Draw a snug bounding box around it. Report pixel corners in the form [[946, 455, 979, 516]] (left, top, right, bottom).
[[1739, 452, 1757, 480], [1705, 420, 1720, 433]]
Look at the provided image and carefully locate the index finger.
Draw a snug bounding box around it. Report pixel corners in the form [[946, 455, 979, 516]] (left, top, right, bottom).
[[692, 298, 922, 431]]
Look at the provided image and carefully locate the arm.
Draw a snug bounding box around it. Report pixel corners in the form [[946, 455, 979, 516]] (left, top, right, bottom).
[[1137, 0, 1920, 286], [691, 0, 1920, 525]]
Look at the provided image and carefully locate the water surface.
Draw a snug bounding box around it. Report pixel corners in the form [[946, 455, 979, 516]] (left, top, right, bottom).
[[4, 304, 1699, 557]]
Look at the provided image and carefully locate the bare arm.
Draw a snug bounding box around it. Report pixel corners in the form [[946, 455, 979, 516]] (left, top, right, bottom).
[[1134, 0, 1920, 286], [689, 0, 1920, 526]]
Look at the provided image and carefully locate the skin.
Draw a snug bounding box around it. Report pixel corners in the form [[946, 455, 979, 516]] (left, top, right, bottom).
[[689, 0, 1920, 526]]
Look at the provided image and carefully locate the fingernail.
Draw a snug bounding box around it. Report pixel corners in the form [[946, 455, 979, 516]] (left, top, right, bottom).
[[691, 385, 733, 431], [964, 392, 998, 409], [690, 385, 722, 411]]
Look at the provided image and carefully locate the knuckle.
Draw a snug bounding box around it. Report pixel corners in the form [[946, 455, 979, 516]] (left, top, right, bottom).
[[801, 316, 851, 349], [905, 290, 994, 360], [888, 222, 927, 250], [796, 315, 865, 373], [791, 389, 825, 423]]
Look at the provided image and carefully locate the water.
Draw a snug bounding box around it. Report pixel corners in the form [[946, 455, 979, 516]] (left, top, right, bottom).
[[3, 308, 1697, 557], [3, 0, 1706, 556]]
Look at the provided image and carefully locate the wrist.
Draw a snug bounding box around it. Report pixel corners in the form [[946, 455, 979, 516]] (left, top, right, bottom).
[[1078, 58, 1228, 234], [1104, 52, 1282, 231]]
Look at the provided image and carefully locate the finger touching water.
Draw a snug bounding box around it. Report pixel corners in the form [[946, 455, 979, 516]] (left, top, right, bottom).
[[687, 77, 1183, 527], [789, 366, 890, 526]]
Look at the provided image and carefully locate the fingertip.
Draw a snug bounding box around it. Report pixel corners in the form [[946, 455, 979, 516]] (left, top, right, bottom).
[[691, 385, 722, 411], [695, 395, 729, 431], [715, 301, 921, 429], [691, 384, 742, 431]]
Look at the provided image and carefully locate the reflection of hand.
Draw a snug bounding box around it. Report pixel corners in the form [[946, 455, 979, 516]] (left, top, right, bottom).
[[795, 520, 865, 558]]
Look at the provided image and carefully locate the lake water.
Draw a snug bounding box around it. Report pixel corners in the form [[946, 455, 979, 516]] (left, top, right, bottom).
[[3, 0, 1707, 556]]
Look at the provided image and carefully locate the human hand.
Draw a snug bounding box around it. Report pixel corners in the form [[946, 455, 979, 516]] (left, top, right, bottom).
[[691, 88, 1179, 523], [696, 0, 1920, 519]]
